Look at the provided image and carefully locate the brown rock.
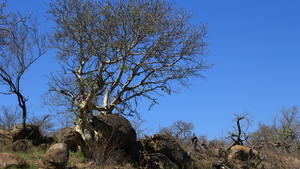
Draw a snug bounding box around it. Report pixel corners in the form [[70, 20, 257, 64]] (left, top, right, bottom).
[[227, 145, 259, 168], [39, 143, 69, 169], [0, 129, 13, 145], [10, 123, 41, 142], [111, 149, 128, 164], [12, 139, 28, 152], [91, 113, 136, 149], [76, 162, 92, 169], [127, 141, 144, 163], [142, 153, 179, 169], [0, 138, 11, 145], [142, 133, 192, 169], [31, 136, 55, 146], [58, 126, 78, 152], [0, 153, 29, 168], [0, 129, 13, 140]]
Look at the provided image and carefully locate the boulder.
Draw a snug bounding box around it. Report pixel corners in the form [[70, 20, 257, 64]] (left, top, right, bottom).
[[127, 141, 144, 163], [58, 126, 78, 152], [10, 123, 41, 142], [0, 129, 12, 145], [76, 162, 92, 169], [91, 113, 136, 149], [32, 136, 55, 146], [226, 145, 259, 168], [110, 149, 128, 164], [142, 133, 192, 169], [0, 153, 29, 168], [142, 153, 179, 169], [0, 137, 11, 145], [0, 129, 13, 140], [39, 143, 69, 169], [12, 139, 28, 152], [39, 136, 55, 145]]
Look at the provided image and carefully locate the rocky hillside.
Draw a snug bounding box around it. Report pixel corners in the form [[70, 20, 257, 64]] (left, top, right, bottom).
[[1, 114, 300, 168]]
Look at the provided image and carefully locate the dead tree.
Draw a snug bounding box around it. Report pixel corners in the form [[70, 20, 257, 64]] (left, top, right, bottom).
[[227, 113, 251, 149]]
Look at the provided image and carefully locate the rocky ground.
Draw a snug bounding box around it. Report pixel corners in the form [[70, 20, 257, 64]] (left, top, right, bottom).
[[1, 114, 300, 168]]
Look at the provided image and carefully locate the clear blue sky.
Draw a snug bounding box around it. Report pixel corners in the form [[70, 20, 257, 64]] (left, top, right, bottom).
[[2, 0, 300, 139]]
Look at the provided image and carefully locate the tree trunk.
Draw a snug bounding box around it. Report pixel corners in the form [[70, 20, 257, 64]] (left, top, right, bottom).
[[22, 109, 26, 130], [74, 110, 100, 159], [17, 93, 27, 130]]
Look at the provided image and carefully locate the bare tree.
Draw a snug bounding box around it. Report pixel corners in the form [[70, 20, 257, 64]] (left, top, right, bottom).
[[28, 115, 54, 136], [172, 120, 194, 140], [158, 120, 194, 141], [130, 119, 150, 140], [228, 113, 252, 146], [46, 0, 211, 148], [0, 3, 48, 129], [0, 106, 21, 131], [0, 2, 12, 52]]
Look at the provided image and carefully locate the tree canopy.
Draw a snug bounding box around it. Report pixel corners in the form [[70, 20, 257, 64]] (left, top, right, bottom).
[[47, 0, 211, 118], [159, 120, 194, 141]]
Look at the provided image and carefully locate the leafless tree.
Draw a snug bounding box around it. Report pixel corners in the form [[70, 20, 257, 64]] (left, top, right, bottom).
[[0, 106, 21, 131], [46, 0, 211, 149], [158, 120, 194, 141], [0, 2, 48, 129], [172, 120, 194, 140], [130, 119, 150, 140], [28, 115, 54, 136], [228, 113, 252, 146]]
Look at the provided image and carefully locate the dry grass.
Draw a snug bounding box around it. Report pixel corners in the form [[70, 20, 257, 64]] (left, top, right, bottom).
[[0, 137, 136, 169], [255, 145, 300, 169], [2, 135, 300, 169], [0, 139, 45, 168]]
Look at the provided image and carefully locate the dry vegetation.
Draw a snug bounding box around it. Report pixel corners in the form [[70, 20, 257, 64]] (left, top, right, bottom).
[[1, 129, 300, 168], [1, 107, 300, 169], [0, 107, 299, 169], [1, 0, 300, 168]]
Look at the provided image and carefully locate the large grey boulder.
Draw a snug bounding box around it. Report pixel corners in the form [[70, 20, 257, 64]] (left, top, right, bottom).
[[0, 153, 29, 168], [39, 143, 69, 169]]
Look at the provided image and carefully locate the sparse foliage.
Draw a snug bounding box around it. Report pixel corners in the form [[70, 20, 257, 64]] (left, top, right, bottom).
[[250, 106, 300, 153], [0, 2, 48, 129], [56, 113, 75, 129], [0, 106, 21, 131], [274, 106, 300, 145], [248, 107, 300, 168], [158, 120, 194, 141], [28, 115, 55, 135], [46, 0, 211, 150], [130, 119, 150, 140], [228, 113, 252, 146]]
